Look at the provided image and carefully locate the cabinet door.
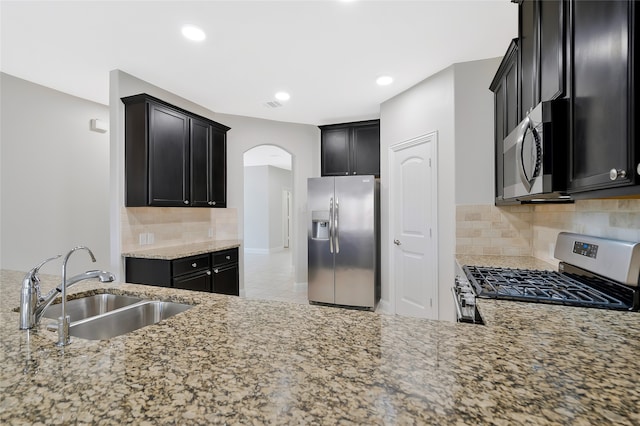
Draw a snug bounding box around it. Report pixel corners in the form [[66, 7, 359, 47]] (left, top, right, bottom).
[[173, 270, 212, 292], [351, 124, 380, 176], [539, 0, 564, 102], [190, 118, 212, 207], [321, 128, 350, 176], [148, 103, 190, 206], [210, 127, 227, 207], [569, 0, 633, 192], [519, 0, 538, 120], [212, 264, 239, 296]]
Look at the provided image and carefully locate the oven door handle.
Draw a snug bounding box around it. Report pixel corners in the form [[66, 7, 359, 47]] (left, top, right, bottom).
[[451, 287, 463, 321]]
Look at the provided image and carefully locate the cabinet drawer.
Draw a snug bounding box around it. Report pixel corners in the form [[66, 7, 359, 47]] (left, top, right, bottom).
[[173, 254, 210, 277], [173, 269, 212, 292], [212, 248, 238, 267]]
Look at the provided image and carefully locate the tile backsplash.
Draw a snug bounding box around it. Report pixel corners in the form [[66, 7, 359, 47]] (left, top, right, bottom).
[[457, 200, 640, 265], [121, 207, 238, 252]]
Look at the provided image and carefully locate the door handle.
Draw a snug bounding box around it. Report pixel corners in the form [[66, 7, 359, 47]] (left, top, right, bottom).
[[335, 198, 340, 254], [394, 239, 401, 246], [329, 198, 334, 254]]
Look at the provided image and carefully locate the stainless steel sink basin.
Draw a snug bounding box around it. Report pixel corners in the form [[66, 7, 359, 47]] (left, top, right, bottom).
[[42, 294, 144, 322], [67, 300, 193, 340]]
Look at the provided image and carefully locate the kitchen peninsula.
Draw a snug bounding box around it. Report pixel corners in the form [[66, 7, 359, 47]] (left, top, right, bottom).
[[1, 269, 639, 425]]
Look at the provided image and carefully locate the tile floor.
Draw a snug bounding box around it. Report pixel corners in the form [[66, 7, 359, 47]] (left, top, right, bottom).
[[243, 249, 308, 304]]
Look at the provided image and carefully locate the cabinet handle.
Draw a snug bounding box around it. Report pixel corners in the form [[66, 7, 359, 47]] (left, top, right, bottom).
[[214, 268, 219, 274], [192, 262, 197, 268], [225, 255, 231, 260], [184, 200, 190, 205], [609, 168, 627, 181]]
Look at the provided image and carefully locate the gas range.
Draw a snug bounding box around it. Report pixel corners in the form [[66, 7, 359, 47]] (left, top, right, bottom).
[[455, 233, 640, 317]]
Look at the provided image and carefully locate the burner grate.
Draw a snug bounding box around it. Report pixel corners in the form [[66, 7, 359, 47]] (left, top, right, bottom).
[[462, 266, 634, 310]]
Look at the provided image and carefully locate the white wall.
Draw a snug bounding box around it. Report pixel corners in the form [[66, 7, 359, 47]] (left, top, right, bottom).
[[454, 57, 502, 205], [379, 58, 498, 320], [0, 72, 110, 275], [218, 112, 319, 285], [110, 70, 318, 286], [380, 66, 455, 320], [244, 165, 292, 252], [244, 166, 269, 250]]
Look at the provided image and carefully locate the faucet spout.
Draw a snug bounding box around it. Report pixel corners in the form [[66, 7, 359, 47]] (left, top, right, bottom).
[[32, 270, 116, 323], [19, 248, 116, 343]]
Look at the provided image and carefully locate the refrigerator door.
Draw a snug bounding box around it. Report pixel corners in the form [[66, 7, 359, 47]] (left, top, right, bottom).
[[334, 176, 376, 307], [308, 177, 335, 304]]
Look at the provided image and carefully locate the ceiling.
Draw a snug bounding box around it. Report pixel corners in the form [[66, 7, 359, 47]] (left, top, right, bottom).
[[0, 0, 517, 126]]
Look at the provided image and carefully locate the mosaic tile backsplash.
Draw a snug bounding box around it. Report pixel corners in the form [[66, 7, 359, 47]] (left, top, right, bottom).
[[121, 207, 238, 253], [457, 200, 640, 265]]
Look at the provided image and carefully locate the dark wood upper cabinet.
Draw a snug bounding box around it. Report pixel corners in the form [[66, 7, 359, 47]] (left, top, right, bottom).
[[568, 0, 637, 195], [123, 94, 230, 207], [518, 0, 565, 121], [490, 39, 519, 203], [319, 120, 380, 177]]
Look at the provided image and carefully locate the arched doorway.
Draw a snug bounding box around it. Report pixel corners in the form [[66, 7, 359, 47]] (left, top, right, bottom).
[[243, 145, 305, 303]]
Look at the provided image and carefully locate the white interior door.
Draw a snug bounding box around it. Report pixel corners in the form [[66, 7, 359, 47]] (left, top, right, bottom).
[[391, 133, 438, 319]]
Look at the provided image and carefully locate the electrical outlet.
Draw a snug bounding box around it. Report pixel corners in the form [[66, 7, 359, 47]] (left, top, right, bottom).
[[139, 233, 147, 245], [147, 233, 155, 244]]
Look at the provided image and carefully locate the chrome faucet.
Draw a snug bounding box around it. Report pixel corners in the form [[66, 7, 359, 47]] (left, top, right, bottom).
[[19, 246, 115, 346]]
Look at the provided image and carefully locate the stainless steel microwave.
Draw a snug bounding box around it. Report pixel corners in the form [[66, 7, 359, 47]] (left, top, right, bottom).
[[502, 100, 570, 202]]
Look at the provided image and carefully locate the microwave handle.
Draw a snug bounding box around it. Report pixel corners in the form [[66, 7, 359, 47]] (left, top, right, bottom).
[[516, 117, 542, 192]]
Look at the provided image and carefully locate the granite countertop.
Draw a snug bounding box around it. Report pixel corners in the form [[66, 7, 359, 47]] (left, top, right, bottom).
[[121, 239, 241, 260], [2, 268, 640, 425]]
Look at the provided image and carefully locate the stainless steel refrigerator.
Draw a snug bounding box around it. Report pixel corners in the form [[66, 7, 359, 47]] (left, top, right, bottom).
[[307, 176, 380, 309]]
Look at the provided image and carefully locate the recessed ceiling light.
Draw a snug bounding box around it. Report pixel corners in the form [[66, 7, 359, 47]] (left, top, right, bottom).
[[376, 76, 393, 86], [182, 25, 206, 42], [275, 91, 290, 101]]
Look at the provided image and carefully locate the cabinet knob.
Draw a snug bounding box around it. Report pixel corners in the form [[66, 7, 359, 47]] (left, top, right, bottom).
[[226, 255, 231, 260], [345, 172, 349, 175], [214, 268, 219, 274], [212, 201, 216, 206], [192, 262, 197, 268], [207, 270, 212, 276], [184, 200, 190, 205], [609, 168, 627, 181], [637, 163, 640, 176], [353, 172, 356, 175]]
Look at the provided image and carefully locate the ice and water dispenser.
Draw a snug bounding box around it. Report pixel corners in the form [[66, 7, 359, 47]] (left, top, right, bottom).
[[311, 210, 330, 240]]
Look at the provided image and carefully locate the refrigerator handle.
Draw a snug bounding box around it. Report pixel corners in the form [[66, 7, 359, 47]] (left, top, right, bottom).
[[329, 197, 334, 254], [335, 198, 340, 254]]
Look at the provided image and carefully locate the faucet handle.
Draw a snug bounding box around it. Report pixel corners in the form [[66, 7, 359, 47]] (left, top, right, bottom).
[[28, 255, 62, 301]]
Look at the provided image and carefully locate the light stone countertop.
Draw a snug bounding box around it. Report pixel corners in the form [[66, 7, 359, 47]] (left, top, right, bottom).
[[121, 239, 241, 260], [2, 267, 640, 425]]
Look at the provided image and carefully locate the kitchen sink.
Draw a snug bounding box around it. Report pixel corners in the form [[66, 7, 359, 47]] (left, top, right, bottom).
[[42, 294, 144, 322], [67, 300, 193, 340]]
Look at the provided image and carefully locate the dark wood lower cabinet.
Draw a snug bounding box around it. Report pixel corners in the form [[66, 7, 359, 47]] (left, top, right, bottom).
[[125, 248, 239, 296]]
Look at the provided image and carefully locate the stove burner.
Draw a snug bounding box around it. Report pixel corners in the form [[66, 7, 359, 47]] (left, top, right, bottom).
[[463, 266, 635, 310]]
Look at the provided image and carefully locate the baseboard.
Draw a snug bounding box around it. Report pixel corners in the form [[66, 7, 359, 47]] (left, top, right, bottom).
[[239, 288, 246, 298], [244, 247, 286, 255], [294, 281, 308, 291], [376, 299, 392, 314]]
